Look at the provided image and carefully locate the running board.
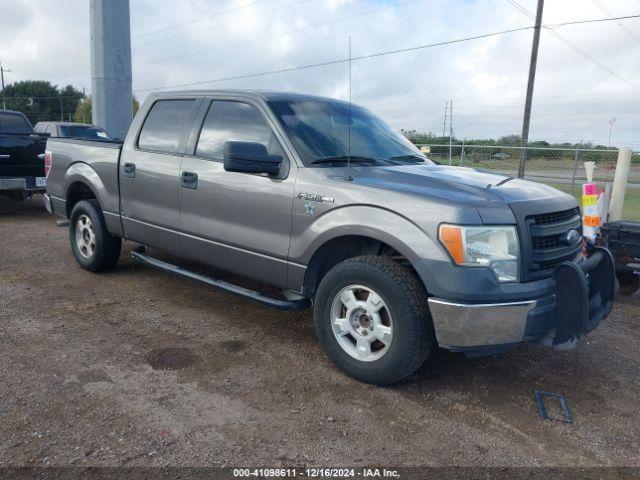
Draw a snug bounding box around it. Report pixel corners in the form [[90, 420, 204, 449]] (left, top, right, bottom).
[[131, 248, 311, 311]]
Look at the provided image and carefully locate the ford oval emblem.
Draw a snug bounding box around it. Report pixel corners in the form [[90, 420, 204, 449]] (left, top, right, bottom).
[[565, 229, 580, 245]]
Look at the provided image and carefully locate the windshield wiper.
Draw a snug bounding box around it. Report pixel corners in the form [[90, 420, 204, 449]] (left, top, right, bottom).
[[311, 155, 380, 165], [387, 154, 426, 163]]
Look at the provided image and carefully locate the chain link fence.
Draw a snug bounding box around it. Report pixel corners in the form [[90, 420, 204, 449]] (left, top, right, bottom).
[[415, 144, 640, 222]]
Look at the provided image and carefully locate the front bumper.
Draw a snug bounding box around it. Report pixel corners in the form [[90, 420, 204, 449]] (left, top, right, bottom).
[[428, 246, 616, 353]]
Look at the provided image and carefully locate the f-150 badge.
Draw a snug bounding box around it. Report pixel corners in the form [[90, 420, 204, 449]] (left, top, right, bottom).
[[297, 192, 334, 203]]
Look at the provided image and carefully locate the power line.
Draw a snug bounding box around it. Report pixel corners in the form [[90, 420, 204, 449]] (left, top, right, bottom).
[[136, 12, 639, 94], [133, 0, 269, 38], [134, 0, 314, 48], [148, 0, 421, 64], [3, 95, 84, 99], [589, 0, 640, 45], [546, 13, 640, 28], [135, 26, 534, 92], [505, 0, 640, 91]]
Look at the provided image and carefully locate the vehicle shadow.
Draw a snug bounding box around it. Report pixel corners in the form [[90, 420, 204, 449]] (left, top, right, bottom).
[[0, 194, 49, 218]]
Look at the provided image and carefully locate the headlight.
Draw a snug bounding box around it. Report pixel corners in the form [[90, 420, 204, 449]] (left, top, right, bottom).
[[439, 225, 520, 282]]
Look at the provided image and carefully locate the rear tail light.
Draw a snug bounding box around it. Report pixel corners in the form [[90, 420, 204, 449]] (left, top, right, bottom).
[[44, 150, 52, 177]]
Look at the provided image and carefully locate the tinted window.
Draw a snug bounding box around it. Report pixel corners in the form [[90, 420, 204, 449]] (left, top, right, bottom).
[[138, 100, 195, 153], [0, 112, 33, 134], [268, 99, 431, 167], [60, 126, 111, 139], [196, 101, 284, 159]]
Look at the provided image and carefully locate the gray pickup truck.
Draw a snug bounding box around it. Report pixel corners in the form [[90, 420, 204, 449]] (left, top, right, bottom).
[[44, 90, 615, 385]]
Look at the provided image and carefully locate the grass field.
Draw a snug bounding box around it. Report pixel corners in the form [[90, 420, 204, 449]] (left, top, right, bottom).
[[429, 155, 640, 183]]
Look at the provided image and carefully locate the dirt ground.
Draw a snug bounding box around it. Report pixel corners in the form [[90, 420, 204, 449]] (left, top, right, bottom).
[[1, 195, 639, 468]]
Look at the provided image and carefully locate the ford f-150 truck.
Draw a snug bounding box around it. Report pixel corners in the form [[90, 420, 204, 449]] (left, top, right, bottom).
[[0, 109, 48, 200], [44, 90, 616, 385]]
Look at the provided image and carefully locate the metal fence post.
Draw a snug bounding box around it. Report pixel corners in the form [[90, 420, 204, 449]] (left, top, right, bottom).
[[570, 149, 580, 193], [459, 143, 465, 167]]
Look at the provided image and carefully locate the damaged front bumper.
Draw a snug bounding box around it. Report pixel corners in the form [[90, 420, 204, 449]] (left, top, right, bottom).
[[428, 246, 616, 355]]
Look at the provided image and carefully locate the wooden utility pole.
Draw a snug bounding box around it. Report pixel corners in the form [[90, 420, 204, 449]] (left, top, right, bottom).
[[518, 0, 544, 178]]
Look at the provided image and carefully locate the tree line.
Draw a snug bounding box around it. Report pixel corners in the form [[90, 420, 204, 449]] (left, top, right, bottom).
[[1, 80, 138, 127]]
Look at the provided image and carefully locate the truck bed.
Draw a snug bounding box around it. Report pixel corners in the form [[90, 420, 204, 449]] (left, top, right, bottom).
[[46, 137, 124, 218]]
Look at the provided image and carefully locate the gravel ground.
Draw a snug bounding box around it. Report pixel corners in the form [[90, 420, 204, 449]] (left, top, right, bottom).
[[1, 195, 639, 468]]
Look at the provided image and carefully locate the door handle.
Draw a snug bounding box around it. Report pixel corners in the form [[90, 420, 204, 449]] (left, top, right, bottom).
[[123, 162, 136, 178], [181, 171, 198, 190]]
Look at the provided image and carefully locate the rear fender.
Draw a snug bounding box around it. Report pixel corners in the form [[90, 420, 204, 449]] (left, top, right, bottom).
[[64, 162, 122, 236]]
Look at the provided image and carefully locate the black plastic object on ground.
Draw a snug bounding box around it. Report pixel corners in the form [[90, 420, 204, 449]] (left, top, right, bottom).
[[535, 390, 573, 423]]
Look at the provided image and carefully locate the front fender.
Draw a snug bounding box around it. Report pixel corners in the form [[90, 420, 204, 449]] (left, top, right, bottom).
[[288, 205, 450, 291]]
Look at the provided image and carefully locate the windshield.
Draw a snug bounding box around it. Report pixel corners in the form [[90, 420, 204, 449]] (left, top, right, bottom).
[[59, 126, 111, 139], [268, 99, 432, 167], [0, 112, 33, 134]]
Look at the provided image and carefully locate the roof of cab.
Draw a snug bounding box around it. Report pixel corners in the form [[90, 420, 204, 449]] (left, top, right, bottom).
[[36, 122, 100, 127], [152, 89, 349, 104]]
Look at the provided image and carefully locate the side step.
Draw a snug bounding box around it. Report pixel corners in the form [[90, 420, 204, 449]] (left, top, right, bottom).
[[131, 247, 311, 311]]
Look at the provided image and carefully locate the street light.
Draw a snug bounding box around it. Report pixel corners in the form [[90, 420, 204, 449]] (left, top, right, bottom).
[[608, 117, 617, 149]]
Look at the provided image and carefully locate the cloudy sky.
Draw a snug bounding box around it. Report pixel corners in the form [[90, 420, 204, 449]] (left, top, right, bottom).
[[1, 0, 639, 148]]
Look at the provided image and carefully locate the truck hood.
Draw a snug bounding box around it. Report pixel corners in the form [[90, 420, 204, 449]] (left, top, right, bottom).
[[344, 164, 575, 206]]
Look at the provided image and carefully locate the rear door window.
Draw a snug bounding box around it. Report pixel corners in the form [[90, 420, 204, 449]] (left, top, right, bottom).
[[138, 99, 195, 154], [0, 113, 33, 134], [195, 101, 284, 160]]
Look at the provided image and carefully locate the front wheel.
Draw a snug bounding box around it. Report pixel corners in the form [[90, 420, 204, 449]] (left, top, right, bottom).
[[69, 199, 121, 272], [314, 256, 434, 385]]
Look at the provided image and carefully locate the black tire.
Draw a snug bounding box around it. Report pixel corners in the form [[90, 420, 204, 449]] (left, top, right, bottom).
[[314, 255, 434, 385], [618, 271, 640, 296], [69, 199, 121, 272]]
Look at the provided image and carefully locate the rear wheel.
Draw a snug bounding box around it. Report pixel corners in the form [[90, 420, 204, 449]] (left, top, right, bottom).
[[69, 199, 121, 272], [314, 255, 434, 385]]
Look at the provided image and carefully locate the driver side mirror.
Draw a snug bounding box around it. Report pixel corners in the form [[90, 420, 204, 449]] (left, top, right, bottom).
[[223, 141, 283, 176]]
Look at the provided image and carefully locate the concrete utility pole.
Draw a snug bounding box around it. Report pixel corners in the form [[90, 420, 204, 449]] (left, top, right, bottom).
[[1, 62, 11, 110], [517, 0, 544, 179], [608, 148, 632, 222], [90, 0, 132, 140]]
